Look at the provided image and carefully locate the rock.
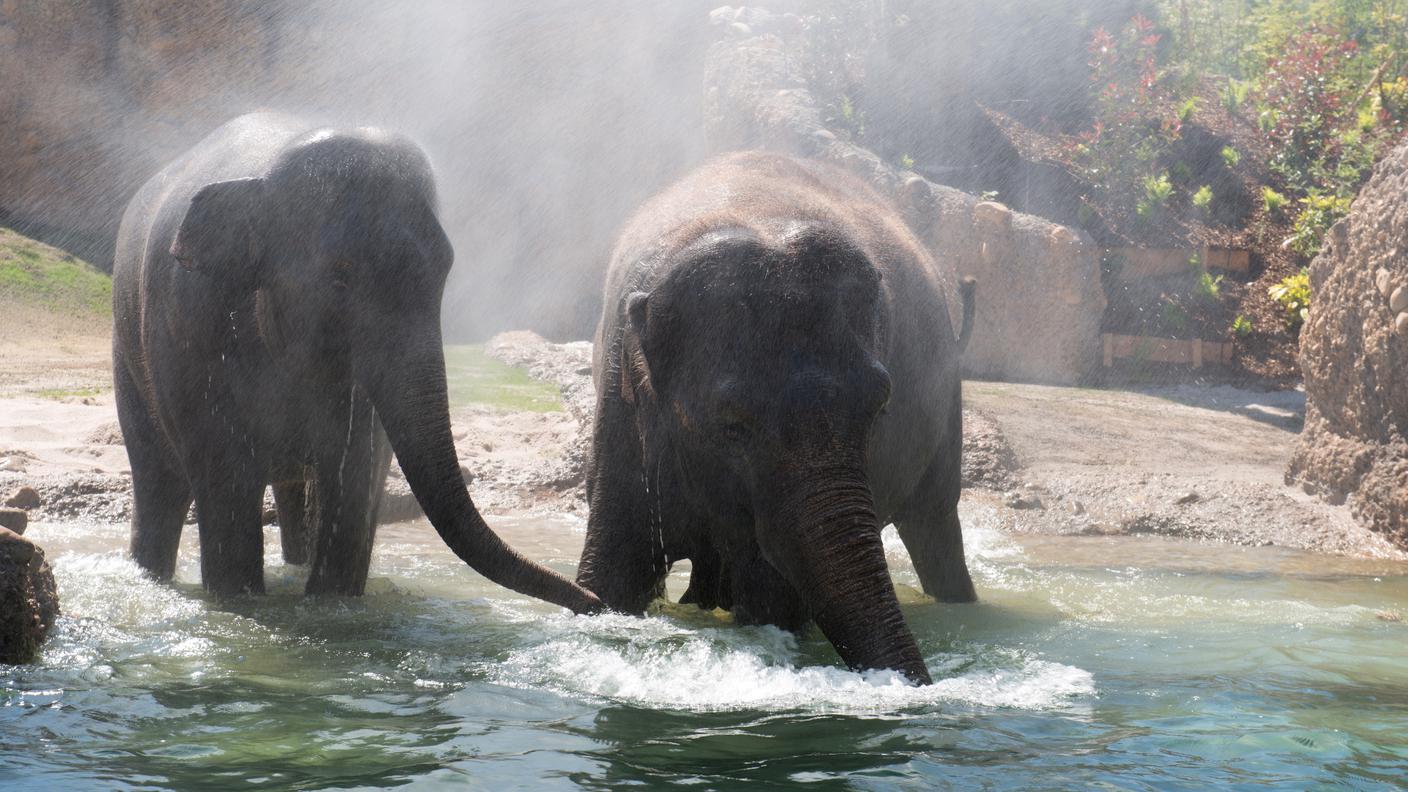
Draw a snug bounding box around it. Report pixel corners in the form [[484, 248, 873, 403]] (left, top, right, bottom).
[[1174, 491, 1200, 505], [1375, 609, 1403, 622], [0, 526, 59, 664], [1376, 268, 1392, 297], [1289, 137, 1408, 551], [1003, 491, 1044, 510], [261, 508, 278, 526], [0, 507, 27, 535], [1068, 500, 1086, 515], [4, 486, 40, 510]]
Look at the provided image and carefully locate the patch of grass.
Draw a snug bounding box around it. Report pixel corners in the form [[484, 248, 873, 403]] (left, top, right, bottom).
[[0, 227, 111, 317], [443, 345, 564, 413], [35, 386, 105, 401]]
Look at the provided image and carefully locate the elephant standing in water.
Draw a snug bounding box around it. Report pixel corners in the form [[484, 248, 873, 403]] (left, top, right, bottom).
[[578, 152, 977, 684], [112, 112, 600, 612]]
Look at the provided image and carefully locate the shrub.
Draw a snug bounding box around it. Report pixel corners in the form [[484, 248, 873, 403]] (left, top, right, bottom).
[[1231, 314, 1253, 337], [1192, 184, 1214, 213], [1286, 192, 1352, 258], [1220, 145, 1241, 168], [1268, 268, 1311, 327], [1262, 186, 1288, 214], [1071, 15, 1185, 221], [1137, 171, 1174, 221], [1194, 270, 1223, 303]]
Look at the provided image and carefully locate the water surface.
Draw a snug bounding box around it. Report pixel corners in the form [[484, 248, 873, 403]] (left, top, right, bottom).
[[3, 505, 1407, 789]]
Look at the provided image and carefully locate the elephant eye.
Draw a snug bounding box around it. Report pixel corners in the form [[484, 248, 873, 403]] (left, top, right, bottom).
[[716, 402, 754, 443]]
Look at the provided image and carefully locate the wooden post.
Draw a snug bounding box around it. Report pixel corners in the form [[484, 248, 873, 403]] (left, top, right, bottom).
[[1192, 338, 1203, 368], [1103, 333, 1114, 368]]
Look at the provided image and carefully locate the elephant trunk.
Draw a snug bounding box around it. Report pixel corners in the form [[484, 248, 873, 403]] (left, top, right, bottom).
[[363, 333, 602, 614], [777, 469, 931, 685]]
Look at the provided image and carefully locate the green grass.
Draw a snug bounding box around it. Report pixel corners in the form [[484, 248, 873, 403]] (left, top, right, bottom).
[[0, 227, 111, 317], [34, 386, 106, 400], [443, 345, 564, 413]]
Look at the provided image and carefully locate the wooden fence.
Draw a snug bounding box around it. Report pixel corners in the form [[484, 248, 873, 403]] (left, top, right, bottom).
[[1102, 333, 1235, 368]]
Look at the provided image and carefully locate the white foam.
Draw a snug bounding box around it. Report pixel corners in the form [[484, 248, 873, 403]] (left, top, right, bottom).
[[493, 613, 1093, 714]]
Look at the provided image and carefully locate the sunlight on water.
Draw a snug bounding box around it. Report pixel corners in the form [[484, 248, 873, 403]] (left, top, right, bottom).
[[4, 506, 1407, 789]]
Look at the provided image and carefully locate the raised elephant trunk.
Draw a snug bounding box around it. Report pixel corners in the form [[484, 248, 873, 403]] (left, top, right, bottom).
[[777, 470, 932, 685], [363, 332, 601, 614]]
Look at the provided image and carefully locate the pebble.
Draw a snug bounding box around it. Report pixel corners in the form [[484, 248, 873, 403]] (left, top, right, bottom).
[[1376, 268, 1392, 297], [1397, 312, 1408, 336], [1392, 285, 1408, 313], [1174, 491, 1200, 505]]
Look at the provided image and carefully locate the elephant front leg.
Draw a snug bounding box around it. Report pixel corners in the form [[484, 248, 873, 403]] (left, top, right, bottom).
[[577, 392, 666, 614], [894, 402, 976, 604], [188, 448, 267, 597], [306, 391, 392, 596]]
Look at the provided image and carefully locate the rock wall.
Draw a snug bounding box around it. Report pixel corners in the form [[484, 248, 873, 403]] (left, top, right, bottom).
[[703, 20, 1104, 385], [1287, 137, 1408, 550]]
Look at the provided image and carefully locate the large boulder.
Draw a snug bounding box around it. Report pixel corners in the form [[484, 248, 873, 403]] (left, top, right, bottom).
[[1288, 138, 1408, 550], [703, 24, 1104, 385], [0, 526, 59, 664]]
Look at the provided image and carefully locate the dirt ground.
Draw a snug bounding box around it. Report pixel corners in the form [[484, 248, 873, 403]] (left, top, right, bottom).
[[1, 329, 1401, 560]]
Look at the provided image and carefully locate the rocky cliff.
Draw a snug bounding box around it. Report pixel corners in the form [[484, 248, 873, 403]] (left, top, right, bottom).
[[1288, 137, 1408, 550]]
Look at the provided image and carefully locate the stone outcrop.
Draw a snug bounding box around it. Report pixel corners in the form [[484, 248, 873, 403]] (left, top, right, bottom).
[[0, 526, 59, 664], [703, 23, 1104, 385], [1287, 138, 1408, 550]]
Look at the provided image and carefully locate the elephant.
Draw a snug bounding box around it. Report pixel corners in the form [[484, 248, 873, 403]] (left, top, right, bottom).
[[111, 111, 600, 613], [577, 152, 977, 684]]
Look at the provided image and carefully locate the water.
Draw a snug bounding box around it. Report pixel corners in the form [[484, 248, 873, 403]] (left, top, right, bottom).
[[3, 504, 1407, 790]]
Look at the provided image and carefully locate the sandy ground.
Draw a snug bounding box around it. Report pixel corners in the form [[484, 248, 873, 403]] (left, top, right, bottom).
[[1, 330, 1402, 560]]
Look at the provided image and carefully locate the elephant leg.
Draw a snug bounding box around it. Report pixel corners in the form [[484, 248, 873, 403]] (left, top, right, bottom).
[[116, 359, 192, 581], [272, 472, 312, 565], [729, 549, 807, 632], [894, 402, 976, 604], [576, 389, 667, 614], [189, 458, 267, 597], [679, 540, 724, 610], [306, 391, 390, 596]]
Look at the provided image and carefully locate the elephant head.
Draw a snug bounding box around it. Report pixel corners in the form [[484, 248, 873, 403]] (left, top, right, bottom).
[[168, 128, 601, 614], [622, 226, 930, 683]]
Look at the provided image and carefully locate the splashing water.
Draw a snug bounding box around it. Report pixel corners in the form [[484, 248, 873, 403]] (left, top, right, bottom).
[[3, 507, 1408, 788]]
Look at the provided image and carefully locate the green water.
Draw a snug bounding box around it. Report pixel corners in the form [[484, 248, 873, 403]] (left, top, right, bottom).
[[3, 504, 1407, 790]]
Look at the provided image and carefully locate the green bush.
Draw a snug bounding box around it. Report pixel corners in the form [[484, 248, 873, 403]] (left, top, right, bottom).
[[1137, 171, 1175, 221], [1220, 146, 1241, 168], [1262, 186, 1288, 214], [1286, 192, 1352, 257], [1192, 184, 1215, 213], [1231, 314, 1254, 337], [1268, 268, 1312, 328], [1194, 270, 1223, 303]]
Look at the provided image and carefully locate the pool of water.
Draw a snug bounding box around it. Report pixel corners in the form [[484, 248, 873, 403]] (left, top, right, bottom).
[[3, 504, 1407, 789]]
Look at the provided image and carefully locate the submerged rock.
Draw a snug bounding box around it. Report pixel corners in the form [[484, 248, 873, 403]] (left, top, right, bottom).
[[0, 526, 59, 664], [1289, 137, 1408, 551]]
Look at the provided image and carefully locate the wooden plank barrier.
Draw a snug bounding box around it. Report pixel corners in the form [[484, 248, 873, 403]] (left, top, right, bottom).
[[1102, 333, 1235, 368], [1109, 246, 1251, 280]]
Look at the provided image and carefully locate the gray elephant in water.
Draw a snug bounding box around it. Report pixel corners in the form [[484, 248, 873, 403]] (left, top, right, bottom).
[[577, 152, 976, 684], [111, 112, 600, 613]]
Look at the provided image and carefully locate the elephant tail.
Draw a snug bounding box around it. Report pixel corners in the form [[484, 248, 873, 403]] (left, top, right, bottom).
[[956, 276, 976, 354]]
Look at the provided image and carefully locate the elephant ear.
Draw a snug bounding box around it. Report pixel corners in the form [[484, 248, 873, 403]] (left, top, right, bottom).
[[169, 178, 266, 280], [621, 291, 654, 404]]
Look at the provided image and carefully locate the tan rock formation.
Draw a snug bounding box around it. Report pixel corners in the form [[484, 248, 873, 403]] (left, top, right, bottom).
[[1288, 138, 1408, 550]]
